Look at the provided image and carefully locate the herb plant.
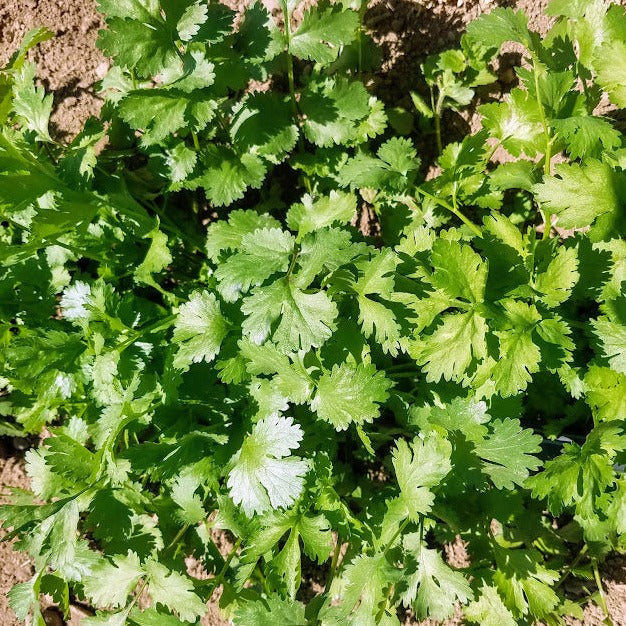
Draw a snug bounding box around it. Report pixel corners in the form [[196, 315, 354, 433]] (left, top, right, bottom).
[[1, 1, 625, 624]]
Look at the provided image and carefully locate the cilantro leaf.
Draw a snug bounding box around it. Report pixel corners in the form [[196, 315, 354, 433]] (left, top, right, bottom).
[[83, 553, 144, 609], [241, 279, 337, 352], [311, 362, 391, 431], [227, 415, 308, 516], [465, 584, 517, 626], [145, 559, 206, 621], [214, 227, 294, 301], [289, 4, 358, 66], [172, 291, 229, 370], [286, 191, 357, 240], [533, 161, 626, 232], [474, 419, 542, 489], [401, 534, 473, 620], [392, 433, 452, 519]]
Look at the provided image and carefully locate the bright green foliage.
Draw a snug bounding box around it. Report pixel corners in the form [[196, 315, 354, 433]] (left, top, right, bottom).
[[1, 2, 625, 626]]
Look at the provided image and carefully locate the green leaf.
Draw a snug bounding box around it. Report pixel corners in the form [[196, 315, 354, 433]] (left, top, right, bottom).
[[83, 552, 144, 609], [465, 584, 517, 626], [227, 415, 308, 516], [230, 92, 299, 162], [492, 301, 542, 396], [172, 291, 229, 370], [592, 317, 626, 374], [430, 239, 487, 303], [401, 535, 473, 620], [187, 146, 266, 207], [551, 116, 621, 160], [339, 137, 419, 191], [289, 4, 358, 66], [215, 227, 294, 301], [145, 559, 206, 622], [206, 210, 281, 262], [300, 77, 372, 147], [465, 7, 534, 50], [322, 553, 397, 624], [533, 160, 626, 231], [97, 17, 179, 78], [118, 90, 216, 146], [594, 38, 626, 107], [534, 245, 579, 307], [528, 423, 626, 519], [480, 89, 543, 157], [241, 279, 337, 352], [287, 191, 357, 240], [474, 419, 542, 489], [413, 311, 487, 383], [11, 64, 53, 142], [8, 578, 38, 622], [392, 433, 452, 519], [492, 547, 559, 618], [235, 595, 306, 626], [311, 362, 391, 431], [135, 229, 172, 286], [584, 366, 626, 421]]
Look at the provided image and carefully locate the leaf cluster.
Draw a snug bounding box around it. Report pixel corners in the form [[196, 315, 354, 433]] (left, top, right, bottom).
[[0, 1, 625, 625]]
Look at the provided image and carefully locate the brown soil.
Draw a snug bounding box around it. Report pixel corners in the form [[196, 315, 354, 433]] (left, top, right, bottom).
[[0, 442, 33, 626], [0, 0, 107, 138], [1, 0, 626, 625]]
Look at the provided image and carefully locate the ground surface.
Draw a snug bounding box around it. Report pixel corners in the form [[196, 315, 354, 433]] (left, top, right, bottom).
[[1, 0, 626, 624]]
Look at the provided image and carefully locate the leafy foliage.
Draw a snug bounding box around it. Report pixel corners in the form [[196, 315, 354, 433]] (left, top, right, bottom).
[[0, 1, 625, 625]]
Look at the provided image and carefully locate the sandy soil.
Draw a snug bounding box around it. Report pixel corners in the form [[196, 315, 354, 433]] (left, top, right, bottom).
[[1, 0, 626, 624]]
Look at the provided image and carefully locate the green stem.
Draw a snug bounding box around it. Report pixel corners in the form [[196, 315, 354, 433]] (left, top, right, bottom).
[[286, 242, 301, 278], [556, 544, 588, 590], [117, 315, 177, 353], [211, 538, 242, 589], [357, 1, 368, 75], [191, 130, 200, 151], [280, 0, 298, 120], [255, 565, 272, 595], [164, 524, 190, 555], [382, 518, 410, 557], [531, 54, 552, 177], [431, 86, 444, 155], [388, 371, 419, 379], [325, 539, 343, 592], [593, 560, 614, 626], [414, 187, 482, 236]]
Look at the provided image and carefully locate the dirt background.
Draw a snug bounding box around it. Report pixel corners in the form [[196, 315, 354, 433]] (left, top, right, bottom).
[[1, 0, 626, 624]]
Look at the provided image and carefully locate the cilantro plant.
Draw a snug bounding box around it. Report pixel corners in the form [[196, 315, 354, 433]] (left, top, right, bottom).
[[1, 1, 625, 625]]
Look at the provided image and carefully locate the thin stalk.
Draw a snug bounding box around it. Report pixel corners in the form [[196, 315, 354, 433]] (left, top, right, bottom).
[[211, 538, 242, 589], [593, 560, 614, 626], [388, 371, 420, 379], [164, 524, 190, 555], [116, 315, 177, 353], [191, 130, 200, 151], [430, 86, 444, 155], [382, 518, 410, 557], [286, 242, 301, 278], [357, 1, 368, 75], [578, 61, 593, 114], [555, 544, 588, 590], [531, 54, 553, 177], [325, 540, 343, 592], [280, 0, 298, 119], [414, 186, 482, 236], [255, 565, 272, 595]]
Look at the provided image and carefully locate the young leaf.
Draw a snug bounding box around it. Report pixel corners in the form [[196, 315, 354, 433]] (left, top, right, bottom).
[[227, 415, 309, 516], [311, 362, 391, 431]]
